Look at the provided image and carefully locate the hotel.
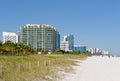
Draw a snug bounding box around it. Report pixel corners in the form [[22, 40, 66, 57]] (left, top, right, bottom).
[[20, 24, 60, 51]]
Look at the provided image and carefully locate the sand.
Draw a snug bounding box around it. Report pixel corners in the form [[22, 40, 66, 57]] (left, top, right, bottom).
[[60, 56, 120, 81]]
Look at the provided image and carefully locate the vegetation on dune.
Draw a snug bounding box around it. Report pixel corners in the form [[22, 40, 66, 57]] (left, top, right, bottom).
[[0, 41, 91, 81], [0, 54, 89, 81]]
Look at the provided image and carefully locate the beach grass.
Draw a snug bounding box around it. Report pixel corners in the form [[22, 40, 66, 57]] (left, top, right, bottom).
[[0, 54, 87, 81]]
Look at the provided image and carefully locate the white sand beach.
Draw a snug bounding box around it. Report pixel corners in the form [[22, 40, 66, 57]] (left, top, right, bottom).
[[60, 56, 120, 81]]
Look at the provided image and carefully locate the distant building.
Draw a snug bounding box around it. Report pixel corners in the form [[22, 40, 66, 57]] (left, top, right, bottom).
[[88, 48, 109, 55], [74, 45, 87, 52], [93, 48, 99, 54], [60, 34, 74, 51], [87, 48, 93, 54], [88, 48, 100, 54], [101, 50, 109, 55], [2, 32, 18, 43], [20, 24, 59, 51]]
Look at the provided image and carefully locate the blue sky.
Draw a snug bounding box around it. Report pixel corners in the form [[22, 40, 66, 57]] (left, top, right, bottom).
[[0, 0, 120, 55]]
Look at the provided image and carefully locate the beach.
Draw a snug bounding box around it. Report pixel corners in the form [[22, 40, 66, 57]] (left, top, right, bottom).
[[60, 56, 120, 81]]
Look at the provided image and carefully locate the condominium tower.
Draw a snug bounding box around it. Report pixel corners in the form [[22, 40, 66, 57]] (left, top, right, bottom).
[[3, 32, 18, 43], [20, 24, 60, 51]]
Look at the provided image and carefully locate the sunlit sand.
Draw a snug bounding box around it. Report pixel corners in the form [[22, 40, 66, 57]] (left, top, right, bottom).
[[60, 56, 120, 81]]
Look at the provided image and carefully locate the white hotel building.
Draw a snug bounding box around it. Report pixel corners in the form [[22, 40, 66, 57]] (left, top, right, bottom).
[[3, 32, 18, 43]]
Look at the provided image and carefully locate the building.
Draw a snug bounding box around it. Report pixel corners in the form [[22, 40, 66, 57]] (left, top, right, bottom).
[[60, 41, 69, 51], [2, 32, 18, 43], [87, 48, 109, 55], [20, 24, 59, 51], [57, 32, 60, 49], [17, 32, 20, 43], [60, 34, 74, 51], [93, 48, 99, 54], [88, 48, 101, 54], [101, 50, 109, 55], [87, 48, 93, 54], [74, 45, 87, 52]]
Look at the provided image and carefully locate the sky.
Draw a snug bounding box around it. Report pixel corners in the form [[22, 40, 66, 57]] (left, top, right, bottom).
[[0, 0, 120, 56]]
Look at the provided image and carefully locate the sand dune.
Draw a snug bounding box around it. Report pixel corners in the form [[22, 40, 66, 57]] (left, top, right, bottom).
[[60, 56, 120, 81]]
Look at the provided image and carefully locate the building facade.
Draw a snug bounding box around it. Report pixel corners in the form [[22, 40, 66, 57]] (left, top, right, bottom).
[[3, 32, 18, 43], [74, 45, 87, 52], [60, 34, 74, 51], [20, 24, 59, 51]]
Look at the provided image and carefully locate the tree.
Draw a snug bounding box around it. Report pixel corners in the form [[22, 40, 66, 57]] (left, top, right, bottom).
[[0, 41, 2, 46], [2, 41, 15, 54], [0, 40, 35, 55], [0, 41, 3, 54], [15, 42, 35, 55]]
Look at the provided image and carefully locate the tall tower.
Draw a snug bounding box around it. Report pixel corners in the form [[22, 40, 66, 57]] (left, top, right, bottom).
[[20, 24, 59, 51]]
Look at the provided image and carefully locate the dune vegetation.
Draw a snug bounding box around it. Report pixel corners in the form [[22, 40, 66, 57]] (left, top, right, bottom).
[[0, 41, 91, 81], [0, 54, 89, 81]]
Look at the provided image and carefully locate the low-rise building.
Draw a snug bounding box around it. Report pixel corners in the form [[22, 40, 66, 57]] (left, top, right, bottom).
[[74, 45, 87, 52]]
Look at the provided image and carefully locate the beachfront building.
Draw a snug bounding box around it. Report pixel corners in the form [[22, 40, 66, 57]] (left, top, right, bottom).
[[20, 24, 60, 51], [2, 32, 18, 43], [60, 34, 74, 51], [74, 45, 87, 52]]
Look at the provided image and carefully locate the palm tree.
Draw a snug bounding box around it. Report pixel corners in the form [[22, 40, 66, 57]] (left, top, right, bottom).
[[0, 40, 35, 55], [16, 42, 35, 54], [0, 41, 2, 46], [2, 41, 15, 54]]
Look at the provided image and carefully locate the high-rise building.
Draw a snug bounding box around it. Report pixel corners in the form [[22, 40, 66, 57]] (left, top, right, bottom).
[[20, 24, 59, 51], [60, 34, 74, 51], [2, 32, 18, 43]]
